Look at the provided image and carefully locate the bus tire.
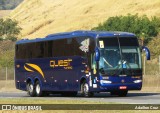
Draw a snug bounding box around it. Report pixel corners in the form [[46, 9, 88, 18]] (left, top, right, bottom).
[[118, 90, 128, 97], [81, 81, 94, 97], [35, 81, 43, 97], [27, 82, 36, 97]]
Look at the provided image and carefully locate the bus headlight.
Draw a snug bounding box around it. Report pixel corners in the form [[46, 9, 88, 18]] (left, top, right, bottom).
[[100, 80, 112, 84], [133, 80, 142, 83]]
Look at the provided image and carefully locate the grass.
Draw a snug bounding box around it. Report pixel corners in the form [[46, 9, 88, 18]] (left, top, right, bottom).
[[8, 0, 160, 39], [0, 98, 159, 113], [0, 98, 108, 104]]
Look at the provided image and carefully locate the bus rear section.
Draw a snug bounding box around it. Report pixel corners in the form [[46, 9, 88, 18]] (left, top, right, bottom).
[[15, 33, 96, 97]]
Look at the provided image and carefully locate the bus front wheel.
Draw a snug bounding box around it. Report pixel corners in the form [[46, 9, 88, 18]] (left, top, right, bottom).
[[81, 81, 94, 97], [27, 82, 36, 97]]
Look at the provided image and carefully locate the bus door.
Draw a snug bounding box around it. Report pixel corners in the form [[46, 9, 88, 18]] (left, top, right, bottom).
[[90, 53, 100, 90]]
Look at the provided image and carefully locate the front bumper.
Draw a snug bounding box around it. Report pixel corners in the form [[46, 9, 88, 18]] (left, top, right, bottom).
[[99, 82, 142, 91]]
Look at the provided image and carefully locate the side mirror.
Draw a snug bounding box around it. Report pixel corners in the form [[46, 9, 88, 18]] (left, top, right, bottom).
[[95, 47, 100, 61], [142, 46, 150, 60]]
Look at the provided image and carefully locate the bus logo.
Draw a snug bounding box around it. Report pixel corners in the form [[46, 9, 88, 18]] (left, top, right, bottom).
[[50, 59, 72, 69], [24, 63, 45, 78]]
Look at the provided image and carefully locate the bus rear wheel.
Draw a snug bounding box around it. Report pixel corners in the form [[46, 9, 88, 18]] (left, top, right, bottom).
[[27, 82, 36, 97], [35, 81, 44, 97], [81, 81, 94, 97]]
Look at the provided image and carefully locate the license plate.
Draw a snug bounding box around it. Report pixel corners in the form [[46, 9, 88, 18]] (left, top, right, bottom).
[[119, 86, 127, 90]]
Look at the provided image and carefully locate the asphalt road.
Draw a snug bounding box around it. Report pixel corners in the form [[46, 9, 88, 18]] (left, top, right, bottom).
[[0, 91, 160, 104]]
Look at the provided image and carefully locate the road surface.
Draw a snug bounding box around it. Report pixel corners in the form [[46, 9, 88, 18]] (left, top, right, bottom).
[[0, 91, 159, 104]]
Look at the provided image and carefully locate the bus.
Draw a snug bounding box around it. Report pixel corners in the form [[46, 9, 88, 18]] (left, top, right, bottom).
[[15, 30, 150, 97]]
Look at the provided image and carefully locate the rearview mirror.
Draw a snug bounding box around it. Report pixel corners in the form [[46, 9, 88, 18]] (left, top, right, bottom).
[[142, 46, 150, 60]]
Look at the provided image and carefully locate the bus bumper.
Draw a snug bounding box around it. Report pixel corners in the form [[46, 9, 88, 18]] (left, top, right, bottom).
[[99, 83, 142, 92]]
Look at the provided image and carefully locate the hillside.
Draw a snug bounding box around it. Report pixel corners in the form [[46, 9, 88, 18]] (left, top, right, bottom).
[[9, 0, 160, 39], [0, 10, 11, 18]]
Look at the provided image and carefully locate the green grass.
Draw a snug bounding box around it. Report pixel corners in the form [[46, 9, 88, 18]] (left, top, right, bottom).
[[0, 98, 159, 113], [0, 98, 113, 104]]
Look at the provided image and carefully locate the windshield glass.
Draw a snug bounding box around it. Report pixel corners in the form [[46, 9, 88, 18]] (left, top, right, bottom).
[[98, 37, 142, 76], [99, 47, 120, 69], [121, 47, 141, 69]]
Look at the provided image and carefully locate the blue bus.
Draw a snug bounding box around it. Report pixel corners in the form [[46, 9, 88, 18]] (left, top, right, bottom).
[[15, 30, 150, 97]]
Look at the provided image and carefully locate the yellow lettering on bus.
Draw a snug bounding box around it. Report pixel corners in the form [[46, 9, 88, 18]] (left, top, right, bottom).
[[58, 60, 64, 66], [63, 60, 69, 67], [50, 60, 55, 68], [50, 59, 72, 69]]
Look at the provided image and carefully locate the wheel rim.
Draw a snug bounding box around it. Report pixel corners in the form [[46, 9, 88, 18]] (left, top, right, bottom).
[[29, 84, 33, 93], [84, 83, 89, 94], [36, 84, 40, 94]]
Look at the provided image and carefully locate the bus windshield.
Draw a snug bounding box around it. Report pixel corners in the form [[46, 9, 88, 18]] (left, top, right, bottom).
[[98, 37, 142, 76]]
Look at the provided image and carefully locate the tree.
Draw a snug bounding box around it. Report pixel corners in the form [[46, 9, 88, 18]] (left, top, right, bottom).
[[147, 34, 160, 57], [92, 14, 160, 45], [0, 18, 22, 41]]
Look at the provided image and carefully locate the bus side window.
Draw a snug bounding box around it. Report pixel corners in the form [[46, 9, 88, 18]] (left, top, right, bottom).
[[52, 39, 65, 57], [89, 38, 95, 53], [75, 37, 88, 57], [28, 43, 33, 59], [65, 38, 74, 56], [67, 38, 72, 44]]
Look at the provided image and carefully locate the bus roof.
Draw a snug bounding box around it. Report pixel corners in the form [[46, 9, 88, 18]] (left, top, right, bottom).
[[16, 30, 136, 44]]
